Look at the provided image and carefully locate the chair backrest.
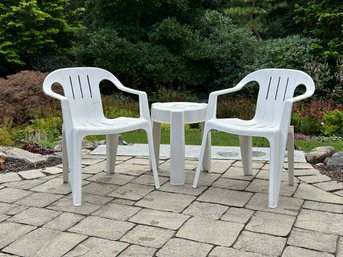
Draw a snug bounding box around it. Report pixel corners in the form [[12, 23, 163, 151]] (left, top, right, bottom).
[[243, 69, 315, 124], [43, 67, 119, 123]]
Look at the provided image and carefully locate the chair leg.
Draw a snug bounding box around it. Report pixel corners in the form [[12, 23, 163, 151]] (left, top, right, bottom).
[[268, 134, 284, 208], [67, 133, 83, 206], [146, 128, 160, 189], [152, 122, 161, 169], [62, 128, 69, 183], [193, 125, 211, 188], [287, 126, 294, 186], [106, 134, 119, 174], [239, 136, 252, 176], [200, 122, 211, 172]]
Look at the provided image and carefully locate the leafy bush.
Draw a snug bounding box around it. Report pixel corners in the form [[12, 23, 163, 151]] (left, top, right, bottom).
[[322, 109, 343, 136], [292, 99, 343, 135], [247, 35, 317, 71], [0, 70, 60, 125], [0, 128, 13, 146]]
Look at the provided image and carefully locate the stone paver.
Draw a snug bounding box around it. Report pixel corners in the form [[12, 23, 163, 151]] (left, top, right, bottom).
[[15, 192, 62, 207], [298, 174, 332, 184], [108, 183, 154, 200], [294, 183, 343, 204], [0, 187, 32, 203], [136, 191, 195, 213], [87, 172, 135, 185], [245, 179, 297, 196], [221, 207, 254, 224], [69, 216, 134, 240], [1, 154, 342, 257], [3, 227, 86, 257], [48, 197, 102, 215], [64, 237, 128, 257], [287, 228, 337, 253], [315, 180, 343, 191], [197, 187, 253, 207], [0, 172, 22, 183], [9, 207, 61, 226], [93, 203, 141, 221], [282, 246, 334, 257], [30, 177, 72, 195], [18, 169, 46, 179], [209, 246, 267, 257], [156, 238, 212, 257], [212, 177, 249, 191], [303, 200, 343, 213], [338, 237, 343, 257], [0, 222, 35, 248], [177, 217, 244, 246], [234, 231, 286, 257], [246, 193, 303, 216], [295, 209, 343, 235], [182, 201, 228, 219], [129, 208, 189, 230], [246, 211, 296, 236], [117, 245, 156, 257], [121, 225, 174, 248], [44, 212, 85, 231], [82, 182, 119, 195]]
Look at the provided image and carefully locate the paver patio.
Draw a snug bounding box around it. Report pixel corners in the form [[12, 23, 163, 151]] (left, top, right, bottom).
[[0, 148, 343, 256]]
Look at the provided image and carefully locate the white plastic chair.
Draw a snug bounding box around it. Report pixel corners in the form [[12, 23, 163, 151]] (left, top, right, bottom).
[[193, 69, 315, 208], [43, 67, 160, 206]]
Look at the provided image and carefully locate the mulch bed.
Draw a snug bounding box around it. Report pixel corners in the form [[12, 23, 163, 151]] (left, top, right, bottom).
[[315, 165, 343, 183], [1, 157, 62, 173]]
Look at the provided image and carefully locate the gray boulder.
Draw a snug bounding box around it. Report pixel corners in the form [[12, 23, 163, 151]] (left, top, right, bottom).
[[327, 151, 343, 167], [305, 146, 336, 164]]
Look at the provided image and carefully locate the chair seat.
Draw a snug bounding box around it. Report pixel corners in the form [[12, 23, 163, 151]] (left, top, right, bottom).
[[73, 117, 148, 134], [208, 118, 280, 137]]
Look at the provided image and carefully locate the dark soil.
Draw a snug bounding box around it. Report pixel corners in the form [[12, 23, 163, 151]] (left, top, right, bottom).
[[1, 157, 62, 173], [316, 165, 343, 183]]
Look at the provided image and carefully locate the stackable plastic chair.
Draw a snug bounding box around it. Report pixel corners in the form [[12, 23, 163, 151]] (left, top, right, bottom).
[[193, 69, 315, 208], [43, 67, 160, 206]]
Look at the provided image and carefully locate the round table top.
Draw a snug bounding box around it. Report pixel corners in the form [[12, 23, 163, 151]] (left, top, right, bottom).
[[151, 102, 208, 124]]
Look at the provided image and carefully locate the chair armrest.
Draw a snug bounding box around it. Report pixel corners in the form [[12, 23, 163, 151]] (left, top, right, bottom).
[[108, 76, 151, 120], [206, 80, 247, 120], [43, 79, 68, 101]]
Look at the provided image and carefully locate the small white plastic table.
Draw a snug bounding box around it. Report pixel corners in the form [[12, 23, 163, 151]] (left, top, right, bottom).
[[151, 102, 211, 185]]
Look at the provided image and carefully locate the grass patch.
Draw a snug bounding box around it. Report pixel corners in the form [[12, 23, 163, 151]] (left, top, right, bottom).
[[117, 129, 342, 153]]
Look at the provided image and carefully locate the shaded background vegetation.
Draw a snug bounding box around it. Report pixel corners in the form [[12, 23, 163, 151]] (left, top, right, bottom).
[[0, 0, 342, 149]]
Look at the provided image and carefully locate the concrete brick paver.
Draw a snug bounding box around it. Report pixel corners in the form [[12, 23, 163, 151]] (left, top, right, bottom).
[[234, 231, 287, 256], [8, 207, 61, 226], [282, 246, 335, 257], [93, 203, 141, 221], [69, 216, 134, 240], [136, 191, 195, 213], [221, 207, 254, 224], [245, 211, 296, 236], [156, 238, 212, 257], [295, 209, 343, 235], [287, 228, 338, 253], [176, 217, 244, 246], [3, 227, 87, 257], [209, 246, 267, 257], [117, 245, 156, 257], [129, 208, 189, 230], [197, 187, 253, 207], [0, 222, 35, 249], [182, 201, 228, 219], [1, 154, 343, 257], [64, 237, 128, 257], [18, 169, 46, 179], [121, 225, 174, 248]]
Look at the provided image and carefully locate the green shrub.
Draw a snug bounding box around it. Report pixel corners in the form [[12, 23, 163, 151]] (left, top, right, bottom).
[[323, 109, 343, 136], [0, 128, 13, 146]]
